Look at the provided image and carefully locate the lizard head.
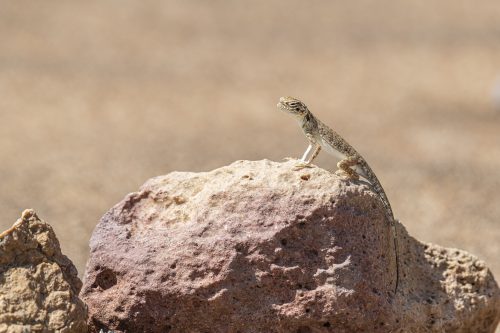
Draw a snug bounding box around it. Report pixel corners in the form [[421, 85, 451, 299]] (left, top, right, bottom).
[[277, 96, 309, 117]]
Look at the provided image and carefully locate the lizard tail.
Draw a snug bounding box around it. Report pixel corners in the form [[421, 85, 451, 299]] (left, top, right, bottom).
[[358, 160, 399, 295]]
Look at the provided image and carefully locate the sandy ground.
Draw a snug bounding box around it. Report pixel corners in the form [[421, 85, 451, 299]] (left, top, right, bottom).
[[1, 0, 499, 296]]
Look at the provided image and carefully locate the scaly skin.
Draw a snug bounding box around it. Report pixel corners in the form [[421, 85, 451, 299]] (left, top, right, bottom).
[[277, 96, 399, 294]]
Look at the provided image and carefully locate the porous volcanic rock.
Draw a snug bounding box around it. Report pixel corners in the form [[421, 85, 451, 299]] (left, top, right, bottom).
[[0, 209, 87, 333], [81, 160, 500, 333]]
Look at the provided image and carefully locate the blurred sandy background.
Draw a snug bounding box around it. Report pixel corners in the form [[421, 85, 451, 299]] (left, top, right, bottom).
[[1, 0, 499, 285]]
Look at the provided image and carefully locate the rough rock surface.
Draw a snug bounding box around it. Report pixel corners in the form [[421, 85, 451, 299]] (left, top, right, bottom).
[[0, 209, 87, 333], [81, 160, 500, 333]]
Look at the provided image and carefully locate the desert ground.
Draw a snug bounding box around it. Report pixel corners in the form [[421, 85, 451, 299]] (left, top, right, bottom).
[[1, 0, 499, 289]]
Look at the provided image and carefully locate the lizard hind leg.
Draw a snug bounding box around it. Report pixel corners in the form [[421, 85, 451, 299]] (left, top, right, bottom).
[[335, 156, 360, 180]]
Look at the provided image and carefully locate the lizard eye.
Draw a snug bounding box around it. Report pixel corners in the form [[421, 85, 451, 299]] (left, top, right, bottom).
[[295, 108, 300, 111]]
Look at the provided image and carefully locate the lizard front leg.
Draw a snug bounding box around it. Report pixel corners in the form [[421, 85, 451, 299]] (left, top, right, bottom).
[[301, 144, 321, 164], [294, 135, 321, 170], [335, 155, 360, 180]]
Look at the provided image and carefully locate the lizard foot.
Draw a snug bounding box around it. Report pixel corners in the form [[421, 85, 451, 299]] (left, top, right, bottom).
[[335, 169, 360, 180], [293, 161, 314, 170]]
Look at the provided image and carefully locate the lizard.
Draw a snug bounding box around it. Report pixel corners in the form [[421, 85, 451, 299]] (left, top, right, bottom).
[[277, 96, 400, 294]]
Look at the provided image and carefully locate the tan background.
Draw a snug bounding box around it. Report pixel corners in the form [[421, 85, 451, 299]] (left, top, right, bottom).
[[1, 0, 499, 288]]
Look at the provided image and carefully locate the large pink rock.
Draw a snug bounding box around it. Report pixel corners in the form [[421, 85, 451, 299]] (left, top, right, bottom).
[[80, 160, 500, 332]]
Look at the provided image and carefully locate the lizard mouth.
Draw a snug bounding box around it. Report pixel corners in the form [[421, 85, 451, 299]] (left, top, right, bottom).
[[277, 97, 294, 113]]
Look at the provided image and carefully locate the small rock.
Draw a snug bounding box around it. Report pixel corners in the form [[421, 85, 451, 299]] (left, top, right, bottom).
[[80, 160, 500, 332], [0, 209, 87, 333]]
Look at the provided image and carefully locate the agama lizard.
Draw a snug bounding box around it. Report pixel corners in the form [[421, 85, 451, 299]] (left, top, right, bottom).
[[277, 96, 399, 294]]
